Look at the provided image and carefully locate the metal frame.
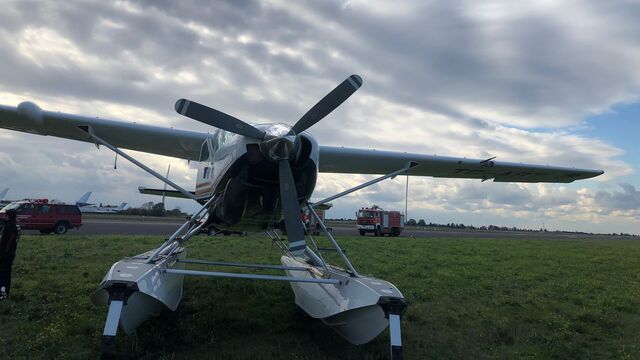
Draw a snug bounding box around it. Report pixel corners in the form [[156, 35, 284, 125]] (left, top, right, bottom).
[[165, 268, 340, 284], [178, 258, 309, 271]]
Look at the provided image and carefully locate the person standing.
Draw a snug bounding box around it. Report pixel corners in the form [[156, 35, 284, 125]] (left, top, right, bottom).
[[0, 209, 20, 300]]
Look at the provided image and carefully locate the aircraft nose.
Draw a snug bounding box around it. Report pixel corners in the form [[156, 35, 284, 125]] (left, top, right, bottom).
[[262, 135, 296, 161], [261, 124, 298, 161]]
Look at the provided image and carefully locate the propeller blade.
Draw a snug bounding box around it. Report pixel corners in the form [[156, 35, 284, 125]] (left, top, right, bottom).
[[290, 74, 362, 134], [279, 160, 306, 256], [175, 99, 265, 139]]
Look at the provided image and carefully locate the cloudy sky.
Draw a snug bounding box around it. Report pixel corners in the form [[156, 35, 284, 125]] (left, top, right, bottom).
[[0, 0, 638, 234]]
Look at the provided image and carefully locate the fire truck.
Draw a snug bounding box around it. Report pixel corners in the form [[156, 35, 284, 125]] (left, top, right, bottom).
[[356, 205, 405, 237], [301, 203, 332, 236]]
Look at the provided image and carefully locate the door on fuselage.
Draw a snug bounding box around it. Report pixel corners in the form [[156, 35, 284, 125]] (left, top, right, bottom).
[[195, 139, 215, 198]]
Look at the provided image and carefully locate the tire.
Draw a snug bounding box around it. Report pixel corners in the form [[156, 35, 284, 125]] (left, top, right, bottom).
[[374, 227, 381, 237], [53, 222, 68, 235], [359, 230, 366, 236]]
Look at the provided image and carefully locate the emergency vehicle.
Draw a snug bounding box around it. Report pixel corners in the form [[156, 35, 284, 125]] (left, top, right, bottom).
[[356, 205, 405, 237], [301, 207, 327, 236], [0, 199, 82, 234]]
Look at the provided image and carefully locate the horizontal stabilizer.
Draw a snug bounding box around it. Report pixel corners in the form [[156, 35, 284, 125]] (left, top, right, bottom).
[[138, 186, 195, 199]]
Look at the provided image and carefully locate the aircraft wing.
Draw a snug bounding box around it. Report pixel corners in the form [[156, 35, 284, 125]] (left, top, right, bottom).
[[0, 102, 208, 160], [319, 146, 604, 183]]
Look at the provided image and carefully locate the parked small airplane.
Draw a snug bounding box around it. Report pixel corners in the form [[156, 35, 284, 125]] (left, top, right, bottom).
[[0, 188, 8, 201], [74, 191, 127, 213], [0, 75, 603, 358], [79, 202, 127, 214], [0, 188, 9, 208], [75, 191, 93, 207]]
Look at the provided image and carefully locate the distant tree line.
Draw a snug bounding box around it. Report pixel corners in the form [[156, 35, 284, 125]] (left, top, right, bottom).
[[119, 202, 186, 217], [403, 219, 638, 236]]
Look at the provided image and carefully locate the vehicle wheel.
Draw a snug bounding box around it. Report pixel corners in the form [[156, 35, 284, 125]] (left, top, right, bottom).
[[374, 227, 381, 237], [207, 228, 216, 236], [53, 222, 68, 235], [359, 230, 366, 236], [39, 229, 51, 235]]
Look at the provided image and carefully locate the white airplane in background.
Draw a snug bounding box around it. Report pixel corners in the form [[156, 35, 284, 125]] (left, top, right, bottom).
[[75, 191, 93, 207], [74, 191, 127, 213], [79, 202, 128, 214], [0, 188, 9, 208], [0, 75, 603, 358]]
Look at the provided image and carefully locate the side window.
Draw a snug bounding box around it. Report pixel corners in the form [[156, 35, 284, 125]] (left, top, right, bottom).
[[17, 204, 33, 215], [203, 167, 209, 179], [38, 205, 51, 215], [58, 205, 80, 214], [199, 142, 210, 162]]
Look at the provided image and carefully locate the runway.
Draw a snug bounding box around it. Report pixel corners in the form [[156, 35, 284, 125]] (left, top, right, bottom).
[[23, 217, 631, 241]]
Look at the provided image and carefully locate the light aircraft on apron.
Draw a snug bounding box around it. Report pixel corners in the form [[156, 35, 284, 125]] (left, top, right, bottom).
[[0, 75, 603, 359]]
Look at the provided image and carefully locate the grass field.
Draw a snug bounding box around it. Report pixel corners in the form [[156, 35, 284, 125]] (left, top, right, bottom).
[[1, 234, 639, 359]]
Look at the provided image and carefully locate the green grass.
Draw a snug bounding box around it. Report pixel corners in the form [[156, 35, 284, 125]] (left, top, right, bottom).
[[1, 234, 639, 359]]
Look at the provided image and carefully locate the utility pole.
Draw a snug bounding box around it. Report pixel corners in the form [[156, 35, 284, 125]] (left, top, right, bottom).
[[405, 175, 409, 224]]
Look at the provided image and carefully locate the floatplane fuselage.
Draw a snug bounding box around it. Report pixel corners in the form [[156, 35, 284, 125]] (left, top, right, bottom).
[[193, 123, 319, 233]]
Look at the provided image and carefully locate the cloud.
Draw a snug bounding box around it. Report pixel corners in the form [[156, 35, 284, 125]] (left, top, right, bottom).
[[0, 1, 638, 233], [595, 183, 640, 213]]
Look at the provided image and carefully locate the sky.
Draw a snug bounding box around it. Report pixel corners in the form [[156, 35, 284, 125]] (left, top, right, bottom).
[[0, 0, 638, 234]]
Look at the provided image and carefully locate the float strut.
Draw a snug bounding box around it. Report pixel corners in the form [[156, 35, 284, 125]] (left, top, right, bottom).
[[101, 300, 123, 358], [389, 312, 403, 360], [379, 297, 407, 360], [100, 284, 136, 359]]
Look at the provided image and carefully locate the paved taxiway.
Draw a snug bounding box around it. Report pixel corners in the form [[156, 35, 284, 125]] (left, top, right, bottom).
[[28, 218, 632, 241]]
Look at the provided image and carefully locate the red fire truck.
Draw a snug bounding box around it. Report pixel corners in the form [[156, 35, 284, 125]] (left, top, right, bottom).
[[356, 205, 405, 237], [301, 203, 331, 236]]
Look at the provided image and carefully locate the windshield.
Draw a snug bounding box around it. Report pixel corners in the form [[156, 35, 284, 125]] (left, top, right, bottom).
[[1, 202, 20, 211], [358, 211, 376, 218]]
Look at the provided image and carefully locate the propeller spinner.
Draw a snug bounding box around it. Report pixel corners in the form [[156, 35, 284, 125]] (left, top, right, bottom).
[[175, 75, 363, 255]]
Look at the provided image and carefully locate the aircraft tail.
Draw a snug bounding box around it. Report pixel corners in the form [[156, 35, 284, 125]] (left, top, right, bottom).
[[0, 188, 8, 201], [76, 191, 93, 206], [118, 203, 127, 210]]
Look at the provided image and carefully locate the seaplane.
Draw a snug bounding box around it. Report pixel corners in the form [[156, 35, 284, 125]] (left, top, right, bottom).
[[0, 75, 603, 359]]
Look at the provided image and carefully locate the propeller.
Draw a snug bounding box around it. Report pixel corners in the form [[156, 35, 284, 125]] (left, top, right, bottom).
[[290, 74, 362, 134], [175, 75, 363, 256], [175, 99, 266, 139], [278, 159, 306, 255]]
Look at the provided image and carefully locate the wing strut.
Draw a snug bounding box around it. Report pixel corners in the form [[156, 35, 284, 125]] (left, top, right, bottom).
[[78, 126, 197, 201], [311, 161, 418, 208]]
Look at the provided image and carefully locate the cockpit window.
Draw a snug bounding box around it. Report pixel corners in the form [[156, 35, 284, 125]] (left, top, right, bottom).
[[358, 211, 376, 218], [199, 142, 210, 162]]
